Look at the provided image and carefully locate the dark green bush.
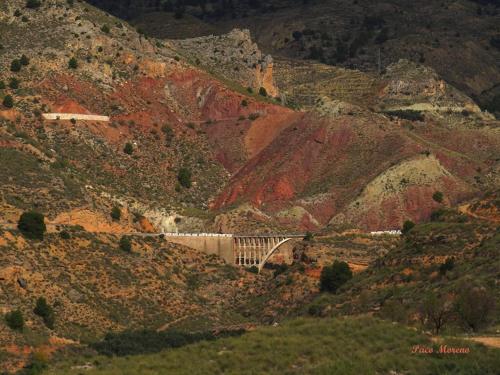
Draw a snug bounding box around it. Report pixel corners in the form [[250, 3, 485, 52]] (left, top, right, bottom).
[[273, 263, 289, 278], [402, 220, 415, 234], [292, 30, 303, 41], [123, 142, 133, 155], [5, 309, 24, 330], [177, 167, 192, 189], [384, 110, 424, 122], [91, 329, 244, 357], [0, 81, 5, 89], [25, 0, 41, 9], [18, 211, 46, 240], [247, 266, 259, 274], [9, 77, 20, 89], [320, 261, 352, 293], [430, 209, 445, 222], [68, 57, 78, 69], [303, 232, 314, 241], [439, 257, 454, 275], [432, 191, 444, 203], [34, 297, 55, 329], [119, 236, 132, 252], [259, 87, 267, 97], [101, 24, 110, 33], [111, 206, 121, 221], [59, 230, 71, 239], [20, 54, 30, 66], [10, 59, 22, 72], [2, 95, 14, 108]]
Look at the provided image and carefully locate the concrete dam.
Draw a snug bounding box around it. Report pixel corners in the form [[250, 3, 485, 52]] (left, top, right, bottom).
[[160, 233, 303, 272]]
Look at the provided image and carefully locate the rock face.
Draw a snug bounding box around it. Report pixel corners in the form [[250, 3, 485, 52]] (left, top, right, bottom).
[[214, 106, 498, 231], [171, 29, 278, 96]]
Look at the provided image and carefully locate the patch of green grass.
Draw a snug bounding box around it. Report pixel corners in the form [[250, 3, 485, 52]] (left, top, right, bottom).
[[49, 316, 499, 374]]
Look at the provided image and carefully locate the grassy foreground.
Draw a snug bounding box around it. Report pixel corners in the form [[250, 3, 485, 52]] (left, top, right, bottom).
[[48, 316, 499, 375]]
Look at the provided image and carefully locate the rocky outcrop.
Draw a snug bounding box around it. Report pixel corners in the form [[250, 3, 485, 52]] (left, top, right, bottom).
[[379, 59, 492, 120], [171, 29, 278, 96]]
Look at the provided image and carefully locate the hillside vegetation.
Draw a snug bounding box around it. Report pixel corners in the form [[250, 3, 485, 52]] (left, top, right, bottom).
[[48, 316, 500, 375], [305, 205, 500, 337]]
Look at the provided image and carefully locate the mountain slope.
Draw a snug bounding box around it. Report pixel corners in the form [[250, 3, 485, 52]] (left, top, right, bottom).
[[87, 0, 500, 114]]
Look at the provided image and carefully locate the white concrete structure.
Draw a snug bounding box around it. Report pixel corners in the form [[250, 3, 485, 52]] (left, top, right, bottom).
[[42, 113, 110, 122], [159, 233, 303, 272], [369, 230, 402, 236]]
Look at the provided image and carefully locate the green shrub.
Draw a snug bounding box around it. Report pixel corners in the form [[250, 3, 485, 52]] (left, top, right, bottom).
[[123, 142, 133, 155], [292, 30, 303, 40], [401, 220, 415, 234], [273, 263, 288, 278], [161, 125, 174, 143], [20, 54, 30, 66], [119, 236, 132, 252], [241, 99, 248, 107], [59, 230, 71, 239], [0, 81, 5, 89], [91, 329, 243, 356], [247, 266, 259, 274], [430, 209, 445, 222], [5, 309, 24, 331], [10, 59, 22, 72], [432, 191, 444, 203], [259, 87, 267, 97], [18, 211, 46, 240], [9, 77, 20, 89], [101, 25, 110, 33], [320, 261, 352, 293], [111, 206, 121, 221], [68, 57, 78, 69], [177, 167, 192, 189], [303, 232, 314, 241], [439, 257, 454, 275], [25, 0, 41, 9], [384, 110, 424, 122], [2, 95, 14, 108], [34, 297, 55, 329]]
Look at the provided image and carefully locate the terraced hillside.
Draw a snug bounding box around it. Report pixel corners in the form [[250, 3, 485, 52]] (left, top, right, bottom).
[[273, 58, 379, 109]]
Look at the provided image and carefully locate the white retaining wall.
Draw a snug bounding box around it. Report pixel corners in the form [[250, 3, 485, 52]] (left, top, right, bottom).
[[42, 113, 110, 122]]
